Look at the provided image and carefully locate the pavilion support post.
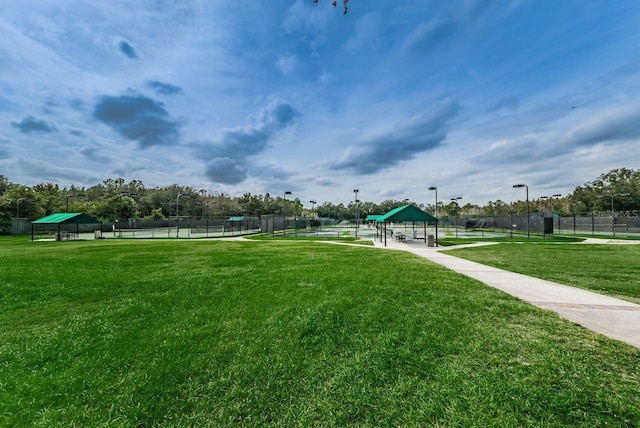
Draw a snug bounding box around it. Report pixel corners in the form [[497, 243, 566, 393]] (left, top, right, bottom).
[[384, 222, 387, 247]]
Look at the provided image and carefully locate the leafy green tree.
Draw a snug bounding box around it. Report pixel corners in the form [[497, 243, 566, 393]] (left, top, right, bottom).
[[0, 184, 43, 233], [143, 208, 167, 221], [86, 197, 119, 223], [572, 168, 639, 211], [238, 193, 264, 216], [444, 201, 461, 217], [32, 183, 63, 215], [0, 175, 10, 196]]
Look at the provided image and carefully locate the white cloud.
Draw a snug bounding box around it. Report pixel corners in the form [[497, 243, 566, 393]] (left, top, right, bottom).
[[345, 12, 382, 52], [282, 0, 330, 34], [1, 0, 639, 205], [276, 54, 297, 75]]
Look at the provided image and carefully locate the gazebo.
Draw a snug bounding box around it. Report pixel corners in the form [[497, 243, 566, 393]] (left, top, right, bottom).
[[227, 216, 247, 233], [31, 213, 102, 241], [376, 204, 438, 247]]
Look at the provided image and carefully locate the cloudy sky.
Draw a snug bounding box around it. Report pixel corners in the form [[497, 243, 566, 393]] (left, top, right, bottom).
[[1, 1, 640, 205]]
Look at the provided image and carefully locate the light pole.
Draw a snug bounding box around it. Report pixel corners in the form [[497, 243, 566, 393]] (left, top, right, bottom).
[[15, 197, 33, 236], [66, 193, 86, 212], [428, 187, 438, 217], [513, 184, 529, 238], [176, 193, 189, 238], [596, 192, 630, 236], [549, 193, 561, 230], [310, 200, 317, 229], [428, 186, 438, 246], [283, 191, 291, 236], [540, 196, 548, 215], [540, 196, 549, 236], [550, 194, 561, 214], [450, 197, 462, 237], [16, 197, 33, 219], [353, 189, 359, 237]]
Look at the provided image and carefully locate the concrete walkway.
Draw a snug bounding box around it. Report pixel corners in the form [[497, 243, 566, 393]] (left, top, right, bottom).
[[372, 239, 640, 349]]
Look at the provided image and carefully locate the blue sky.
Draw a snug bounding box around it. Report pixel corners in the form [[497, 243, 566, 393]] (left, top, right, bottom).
[[1, 0, 640, 206]]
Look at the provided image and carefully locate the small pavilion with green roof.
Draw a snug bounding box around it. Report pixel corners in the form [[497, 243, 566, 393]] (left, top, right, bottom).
[[31, 213, 102, 241], [375, 204, 438, 247]]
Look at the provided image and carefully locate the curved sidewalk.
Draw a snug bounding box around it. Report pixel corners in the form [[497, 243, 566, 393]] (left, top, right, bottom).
[[373, 240, 640, 349]]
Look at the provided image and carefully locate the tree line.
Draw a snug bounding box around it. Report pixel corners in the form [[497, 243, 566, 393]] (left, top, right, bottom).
[[1, 168, 638, 234]]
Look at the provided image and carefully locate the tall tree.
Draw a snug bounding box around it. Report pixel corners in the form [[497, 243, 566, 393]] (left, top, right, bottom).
[[572, 168, 639, 211]]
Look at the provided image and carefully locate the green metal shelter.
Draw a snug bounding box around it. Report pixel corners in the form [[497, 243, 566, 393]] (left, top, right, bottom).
[[376, 204, 438, 247], [31, 213, 102, 241]]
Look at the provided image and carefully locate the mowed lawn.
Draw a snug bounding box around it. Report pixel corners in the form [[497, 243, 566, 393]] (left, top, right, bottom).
[[446, 243, 640, 303], [1, 238, 639, 426]]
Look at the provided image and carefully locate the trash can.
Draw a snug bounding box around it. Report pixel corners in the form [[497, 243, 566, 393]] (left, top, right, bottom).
[[95, 230, 102, 239], [427, 234, 435, 247]]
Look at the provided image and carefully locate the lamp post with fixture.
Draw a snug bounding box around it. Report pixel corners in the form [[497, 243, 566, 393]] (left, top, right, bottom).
[[513, 184, 529, 238], [596, 192, 630, 236]]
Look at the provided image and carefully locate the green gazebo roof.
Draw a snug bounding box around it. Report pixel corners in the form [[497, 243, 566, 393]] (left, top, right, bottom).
[[31, 213, 101, 225], [365, 214, 384, 222], [377, 205, 437, 223]]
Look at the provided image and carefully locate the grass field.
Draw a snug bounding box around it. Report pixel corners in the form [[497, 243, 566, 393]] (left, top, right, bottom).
[[445, 243, 640, 303], [1, 237, 639, 426], [437, 235, 584, 246]]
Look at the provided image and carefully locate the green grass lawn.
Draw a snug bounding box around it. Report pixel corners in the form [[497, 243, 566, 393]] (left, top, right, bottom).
[[246, 234, 374, 245], [446, 243, 640, 303], [1, 237, 639, 426], [437, 235, 584, 246]]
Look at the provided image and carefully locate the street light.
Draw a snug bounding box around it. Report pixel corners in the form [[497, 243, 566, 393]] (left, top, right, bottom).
[[66, 193, 86, 212], [176, 193, 189, 238], [16, 197, 33, 219], [548, 194, 562, 214], [540, 196, 548, 215], [540, 196, 549, 236], [550, 194, 561, 233], [283, 191, 291, 236], [428, 187, 438, 217], [450, 197, 462, 237], [513, 184, 529, 238], [309, 201, 317, 224], [550, 194, 561, 212], [15, 197, 34, 236], [353, 189, 359, 237], [428, 186, 438, 247], [596, 192, 630, 236]]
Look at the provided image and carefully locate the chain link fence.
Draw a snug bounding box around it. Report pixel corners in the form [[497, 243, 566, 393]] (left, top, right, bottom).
[[446, 212, 640, 237]]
